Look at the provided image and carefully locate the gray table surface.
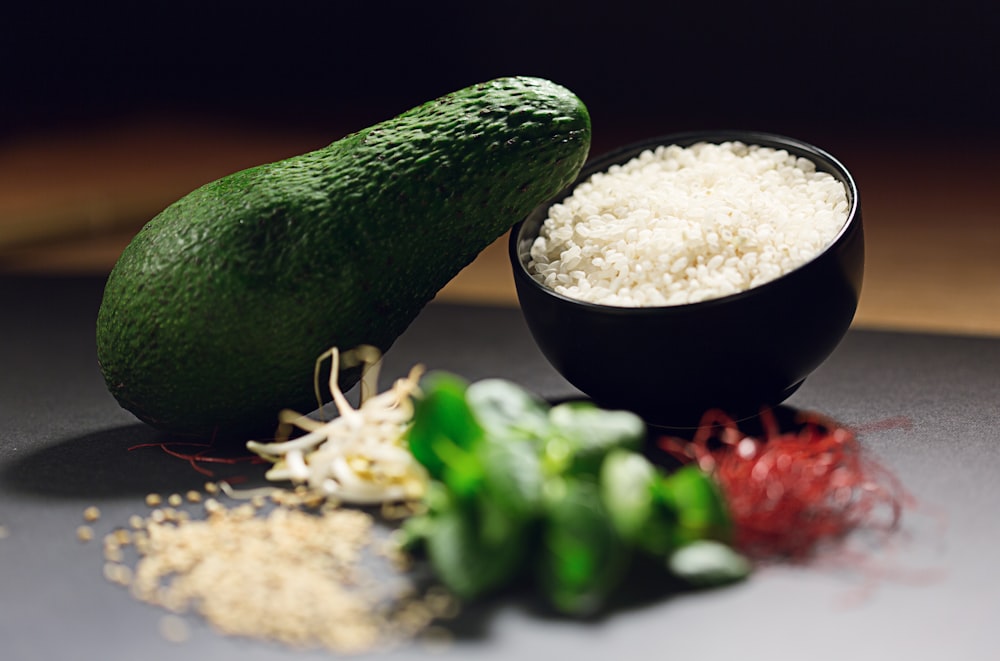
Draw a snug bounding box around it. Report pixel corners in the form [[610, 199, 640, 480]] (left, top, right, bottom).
[[2, 275, 998, 661]]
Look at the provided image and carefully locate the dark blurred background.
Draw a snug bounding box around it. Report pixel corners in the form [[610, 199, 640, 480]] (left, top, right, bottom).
[[3, 0, 998, 142], [2, 0, 999, 335]]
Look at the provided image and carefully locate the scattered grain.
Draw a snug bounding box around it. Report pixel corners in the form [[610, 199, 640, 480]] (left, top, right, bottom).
[[0, 525, 8, 539], [185, 490, 202, 503], [83, 506, 101, 522], [159, 614, 191, 644], [103, 562, 133, 586], [145, 493, 162, 507], [167, 493, 183, 507], [99, 493, 446, 654], [76, 525, 94, 543]]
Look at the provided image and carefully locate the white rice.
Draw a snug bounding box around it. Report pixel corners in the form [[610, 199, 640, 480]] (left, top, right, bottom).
[[527, 141, 850, 307]]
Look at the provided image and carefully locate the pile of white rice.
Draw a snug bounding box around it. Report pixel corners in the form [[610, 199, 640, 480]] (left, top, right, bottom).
[[527, 141, 850, 307]]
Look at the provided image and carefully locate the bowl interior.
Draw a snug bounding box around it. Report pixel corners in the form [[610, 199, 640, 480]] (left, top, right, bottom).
[[513, 129, 859, 299]]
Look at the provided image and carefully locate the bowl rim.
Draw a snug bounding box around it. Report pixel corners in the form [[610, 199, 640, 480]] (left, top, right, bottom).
[[510, 129, 861, 315]]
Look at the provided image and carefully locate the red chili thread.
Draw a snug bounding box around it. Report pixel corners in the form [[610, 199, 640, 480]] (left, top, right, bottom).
[[659, 408, 910, 562], [128, 440, 268, 479]]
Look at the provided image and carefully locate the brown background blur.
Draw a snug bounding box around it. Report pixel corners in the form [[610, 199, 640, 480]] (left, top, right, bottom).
[[2, 0, 999, 335]]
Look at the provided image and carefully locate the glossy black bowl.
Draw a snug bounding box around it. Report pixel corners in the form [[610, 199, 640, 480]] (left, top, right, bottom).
[[509, 130, 864, 427]]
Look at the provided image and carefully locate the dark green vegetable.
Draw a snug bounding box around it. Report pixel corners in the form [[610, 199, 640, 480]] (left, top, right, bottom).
[[97, 77, 591, 438], [403, 375, 749, 615]]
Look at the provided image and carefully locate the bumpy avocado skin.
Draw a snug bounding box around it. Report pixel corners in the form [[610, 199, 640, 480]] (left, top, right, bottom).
[[96, 77, 591, 438]]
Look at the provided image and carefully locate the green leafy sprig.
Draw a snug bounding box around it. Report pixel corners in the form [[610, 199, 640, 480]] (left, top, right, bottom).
[[400, 374, 750, 616]]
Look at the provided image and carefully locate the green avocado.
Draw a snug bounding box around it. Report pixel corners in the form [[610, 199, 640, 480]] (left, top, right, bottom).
[[96, 76, 591, 439]]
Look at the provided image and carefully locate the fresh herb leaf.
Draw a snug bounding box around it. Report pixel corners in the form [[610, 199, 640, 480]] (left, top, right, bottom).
[[465, 378, 551, 442], [423, 488, 528, 600], [478, 437, 545, 519], [407, 372, 483, 480], [548, 402, 646, 475], [668, 540, 751, 587], [537, 476, 629, 616], [600, 450, 674, 556], [657, 465, 732, 546]]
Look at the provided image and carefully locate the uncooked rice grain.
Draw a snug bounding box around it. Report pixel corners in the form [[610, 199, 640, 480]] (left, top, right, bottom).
[[528, 141, 849, 306]]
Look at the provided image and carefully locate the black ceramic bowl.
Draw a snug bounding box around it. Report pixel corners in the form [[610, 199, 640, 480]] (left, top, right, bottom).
[[509, 130, 864, 427]]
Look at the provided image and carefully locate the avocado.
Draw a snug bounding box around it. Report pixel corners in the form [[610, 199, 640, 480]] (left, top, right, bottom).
[[96, 77, 591, 439]]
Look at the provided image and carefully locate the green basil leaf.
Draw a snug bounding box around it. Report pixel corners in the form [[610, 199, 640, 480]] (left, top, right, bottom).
[[537, 476, 629, 616], [599, 450, 675, 556], [548, 402, 646, 475], [667, 540, 751, 587], [599, 450, 655, 541], [465, 378, 552, 442], [407, 372, 483, 479], [424, 489, 528, 601], [657, 465, 732, 546], [478, 436, 545, 520]]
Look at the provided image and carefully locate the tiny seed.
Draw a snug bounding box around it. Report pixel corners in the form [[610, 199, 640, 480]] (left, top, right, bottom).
[[129, 515, 145, 529], [167, 494, 183, 507], [233, 503, 255, 519], [159, 614, 191, 644], [145, 493, 162, 507], [203, 481, 219, 494], [0, 525, 9, 539], [185, 490, 202, 503], [76, 525, 94, 542], [102, 562, 132, 584], [83, 506, 101, 522]]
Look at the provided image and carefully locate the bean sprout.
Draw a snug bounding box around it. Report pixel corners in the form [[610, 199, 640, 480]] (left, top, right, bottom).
[[247, 346, 428, 504]]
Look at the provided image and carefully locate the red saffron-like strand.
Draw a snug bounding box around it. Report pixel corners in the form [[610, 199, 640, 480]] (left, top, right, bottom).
[[659, 408, 910, 562]]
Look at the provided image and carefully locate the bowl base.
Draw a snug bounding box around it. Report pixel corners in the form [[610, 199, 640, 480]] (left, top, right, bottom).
[[635, 379, 806, 432]]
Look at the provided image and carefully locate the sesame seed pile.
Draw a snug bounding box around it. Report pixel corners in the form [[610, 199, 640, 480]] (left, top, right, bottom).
[[79, 483, 457, 654]]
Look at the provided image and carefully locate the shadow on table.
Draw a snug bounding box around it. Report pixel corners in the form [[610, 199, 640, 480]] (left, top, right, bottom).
[[434, 554, 736, 645], [0, 423, 270, 499]]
